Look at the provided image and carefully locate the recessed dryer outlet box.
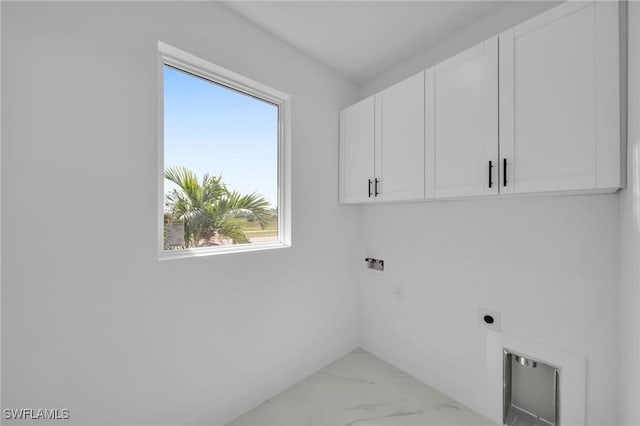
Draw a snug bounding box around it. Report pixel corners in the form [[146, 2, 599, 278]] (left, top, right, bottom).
[[479, 308, 501, 331], [503, 350, 560, 426]]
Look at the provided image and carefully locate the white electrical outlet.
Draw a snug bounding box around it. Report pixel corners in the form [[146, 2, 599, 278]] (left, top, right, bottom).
[[478, 307, 501, 331], [394, 285, 404, 301]]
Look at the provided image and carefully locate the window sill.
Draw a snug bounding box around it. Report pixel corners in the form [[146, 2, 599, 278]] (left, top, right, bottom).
[[158, 241, 290, 261]]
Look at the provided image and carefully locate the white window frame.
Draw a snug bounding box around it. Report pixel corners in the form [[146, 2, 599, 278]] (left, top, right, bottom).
[[157, 42, 291, 259]]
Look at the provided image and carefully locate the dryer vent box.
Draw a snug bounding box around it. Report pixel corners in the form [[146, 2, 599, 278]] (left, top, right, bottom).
[[503, 349, 560, 426]]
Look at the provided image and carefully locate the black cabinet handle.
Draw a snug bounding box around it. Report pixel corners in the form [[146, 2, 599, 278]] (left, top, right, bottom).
[[503, 158, 507, 187], [488, 161, 493, 188], [374, 178, 380, 196], [368, 179, 372, 197]]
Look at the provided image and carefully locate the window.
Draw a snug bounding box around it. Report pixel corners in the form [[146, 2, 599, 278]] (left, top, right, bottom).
[[158, 42, 290, 258]]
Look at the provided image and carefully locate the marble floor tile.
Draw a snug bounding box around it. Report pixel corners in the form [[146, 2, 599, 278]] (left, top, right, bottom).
[[226, 348, 497, 426]]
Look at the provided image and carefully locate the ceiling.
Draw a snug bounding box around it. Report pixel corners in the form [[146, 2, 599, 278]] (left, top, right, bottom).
[[222, 1, 510, 84]]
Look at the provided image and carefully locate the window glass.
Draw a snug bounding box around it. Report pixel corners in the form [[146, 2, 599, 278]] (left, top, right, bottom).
[[163, 65, 279, 251]]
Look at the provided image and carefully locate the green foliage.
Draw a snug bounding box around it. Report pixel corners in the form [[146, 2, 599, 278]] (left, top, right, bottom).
[[164, 166, 272, 248]]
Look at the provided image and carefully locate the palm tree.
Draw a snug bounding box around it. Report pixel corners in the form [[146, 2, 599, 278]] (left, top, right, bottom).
[[164, 166, 272, 248]]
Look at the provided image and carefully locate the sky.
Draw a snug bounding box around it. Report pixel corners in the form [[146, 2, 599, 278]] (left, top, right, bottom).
[[164, 65, 278, 207]]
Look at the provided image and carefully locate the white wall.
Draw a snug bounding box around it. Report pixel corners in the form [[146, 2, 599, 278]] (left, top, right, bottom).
[[620, 1, 640, 424], [1, 2, 360, 425], [357, 2, 621, 425], [359, 196, 619, 425]]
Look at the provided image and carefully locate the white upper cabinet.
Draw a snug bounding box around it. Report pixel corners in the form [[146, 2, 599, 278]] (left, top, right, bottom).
[[426, 37, 499, 198], [375, 72, 425, 202], [339, 0, 622, 204], [339, 72, 425, 203], [339, 96, 375, 203], [499, 1, 621, 194]]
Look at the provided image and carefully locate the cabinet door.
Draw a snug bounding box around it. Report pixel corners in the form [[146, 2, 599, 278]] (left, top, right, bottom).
[[375, 72, 425, 202], [499, 1, 621, 194], [340, 96, 375, 203], [427, 37, 499, 198]]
